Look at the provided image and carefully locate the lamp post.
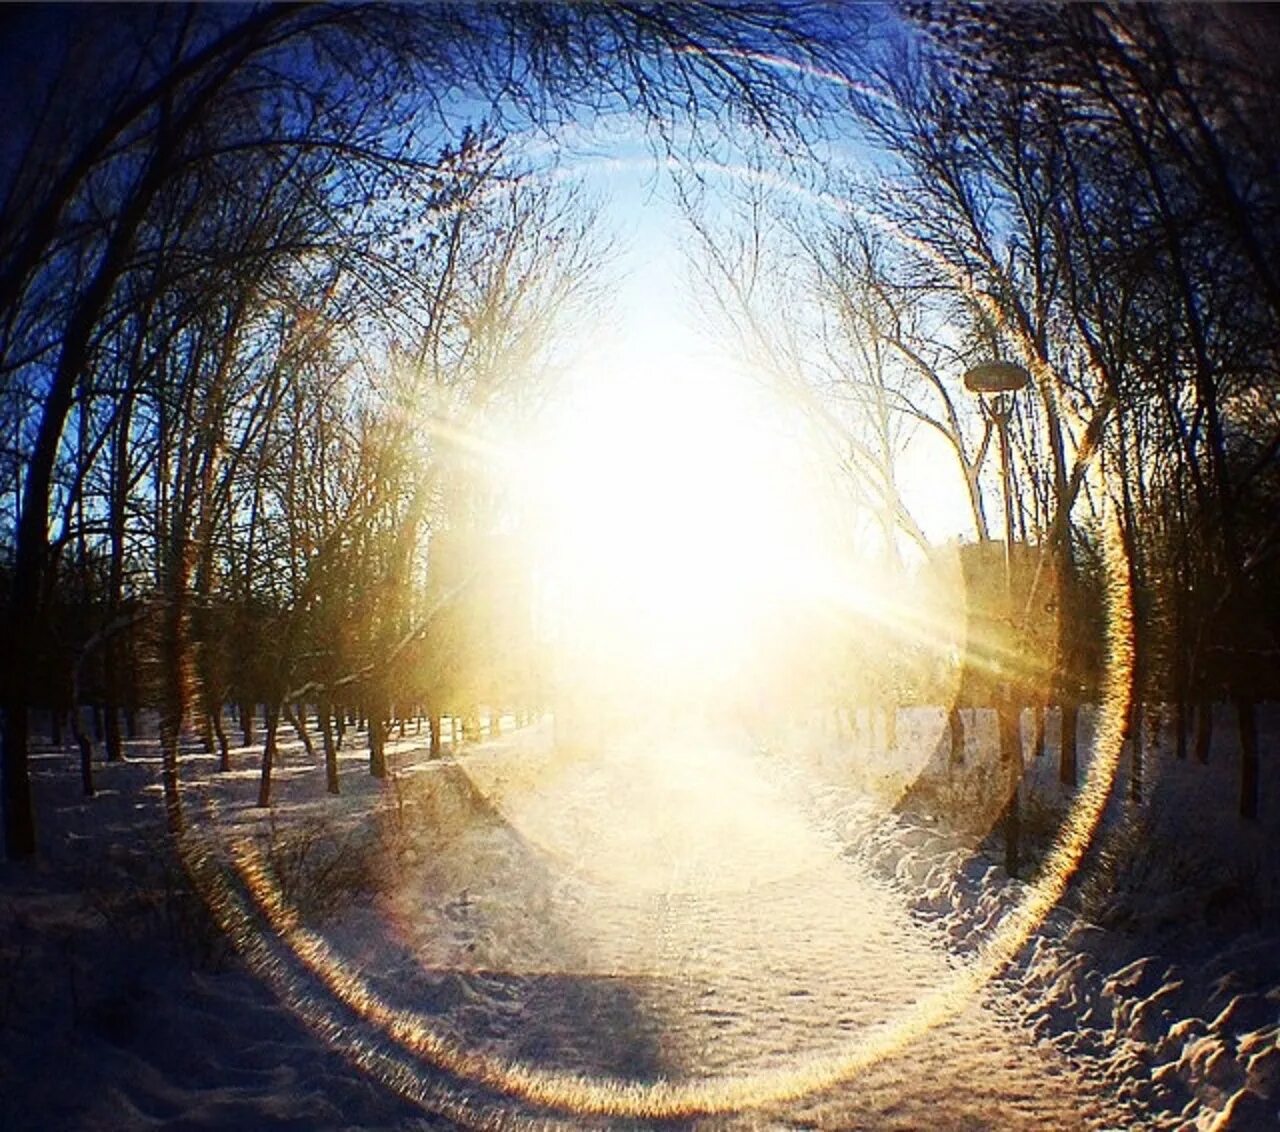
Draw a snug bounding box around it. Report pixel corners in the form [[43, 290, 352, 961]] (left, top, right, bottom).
[[964, 360, 1031, 878]]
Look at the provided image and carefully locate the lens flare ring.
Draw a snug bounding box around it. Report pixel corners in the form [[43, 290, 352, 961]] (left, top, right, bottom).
[[178, 153, 1133, 1121], [174, 504, 1133, 1127]]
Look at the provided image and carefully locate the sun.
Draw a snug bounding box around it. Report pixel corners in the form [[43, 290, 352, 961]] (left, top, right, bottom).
[[521, 339, 848, 722]]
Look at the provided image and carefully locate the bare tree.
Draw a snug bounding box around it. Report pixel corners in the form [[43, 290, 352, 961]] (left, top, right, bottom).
[[0, 3, 867, 856]]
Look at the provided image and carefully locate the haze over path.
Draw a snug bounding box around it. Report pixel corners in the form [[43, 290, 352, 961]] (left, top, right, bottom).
[[358, 722, 1115, 1129]]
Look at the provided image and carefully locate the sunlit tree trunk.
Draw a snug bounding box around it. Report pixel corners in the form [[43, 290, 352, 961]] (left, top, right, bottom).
[[285, 703, 315, 759], [369, 703, 388, 779], [209, 696, 231, 772], [998, 699, 1022, 878], [157, 580, 189, 836], [949, 705, 966, 767], [1027, 704, 1046, 760]]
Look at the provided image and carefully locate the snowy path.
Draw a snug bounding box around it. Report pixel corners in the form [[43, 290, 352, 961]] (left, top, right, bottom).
[[319, 725, 1116, 1128], [8, 718, 1277, 1129]]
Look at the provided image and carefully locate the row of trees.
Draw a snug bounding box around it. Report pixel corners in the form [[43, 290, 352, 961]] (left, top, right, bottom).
[[687, 3, 1279, 824], [0, 3, 860, 857], [4, 3, 1274, 863]]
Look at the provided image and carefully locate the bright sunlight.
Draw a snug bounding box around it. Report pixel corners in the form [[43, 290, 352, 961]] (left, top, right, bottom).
[[523, 341, 849, 723]]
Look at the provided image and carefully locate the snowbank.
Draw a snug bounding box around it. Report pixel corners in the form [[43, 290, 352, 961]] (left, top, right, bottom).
[[781, 703, 1280, 1132]]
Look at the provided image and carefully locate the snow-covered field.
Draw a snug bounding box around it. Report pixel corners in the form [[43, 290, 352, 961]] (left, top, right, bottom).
[[1, 707, 1276, 1130]]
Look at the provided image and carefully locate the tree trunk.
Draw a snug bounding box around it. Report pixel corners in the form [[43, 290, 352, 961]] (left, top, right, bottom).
[[285, 703, 315, 759], [256, 702, 281, 808], [0, 702, 36, 857], [1127, 700, 1144, 804], [104, 388, 133, 767], [1059, 700, 1079, 787], [1028, 704, 1046, 759], [104, 699, 124, 763], [157, 579, 188, 836], [240, 700, 255, 747], [998, 700, 1021, 878], [156, 600, 187, 838], [158, 716, 184, 836], [1194, 696, 1212, 763], [199, 711, 216, 755], [210, 698, 231, 773], [369, 707, 387, 779], [949, 706, 966, 766], [429, 713, 442, 758], [1051, 530, 1081, 790], [319, 701, 340, 795], [72, 709, 95, 798]]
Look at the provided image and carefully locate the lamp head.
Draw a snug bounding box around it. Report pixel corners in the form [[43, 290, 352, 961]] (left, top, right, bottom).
[[963, 360, 1032, 393]]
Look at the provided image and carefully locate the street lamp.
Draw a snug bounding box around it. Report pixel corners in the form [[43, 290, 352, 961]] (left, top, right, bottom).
[[965, 359, 1031, 877]]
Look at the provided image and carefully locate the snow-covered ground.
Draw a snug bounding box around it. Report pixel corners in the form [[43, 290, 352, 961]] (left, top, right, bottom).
[[783, 702, 1280, 1130], [1, 707, 1276, 1130]]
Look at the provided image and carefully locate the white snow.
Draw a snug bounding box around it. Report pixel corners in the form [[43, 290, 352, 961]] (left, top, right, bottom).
[[1, 705, 1276, 1130]]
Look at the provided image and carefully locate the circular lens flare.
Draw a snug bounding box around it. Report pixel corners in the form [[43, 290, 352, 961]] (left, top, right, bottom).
[[171, 146, 1135, 1129], [175, 496, 1133, 1126]]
